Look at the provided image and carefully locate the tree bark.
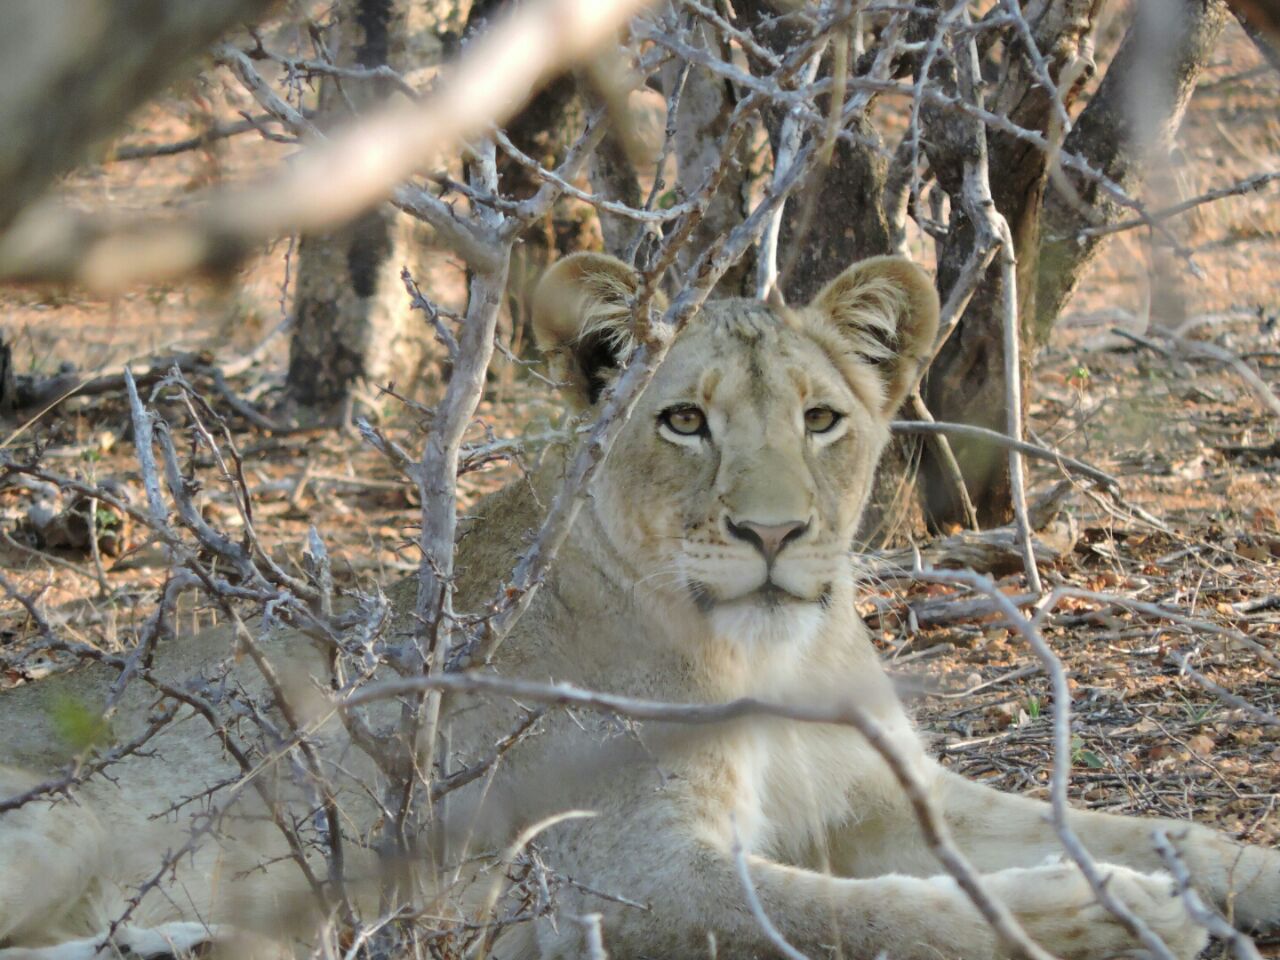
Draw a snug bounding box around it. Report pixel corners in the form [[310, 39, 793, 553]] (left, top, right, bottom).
[[287, 0, 430, 412], [733, 4, 895, 301], [588, 107, 645, 259], [1035, 0, 1231, 345], [0, 338, 15, 415], [775, 115, 893, 302], [502, 72, 595, 353], [0, 0, 276, 237]]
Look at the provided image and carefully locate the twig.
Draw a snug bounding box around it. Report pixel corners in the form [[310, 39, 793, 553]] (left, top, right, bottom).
[[636, 25, 1160, 235], [108, 111, 312, 161], [355, 418, 419, 478], [924, 570, 1181, 960], [496, 127, 696, 225], [0, 696, 179, 814], [398, 136, 511, 850], [680, 0, 781, 68], [730, 821, 812, 960], [755, 48, 824, 300], [402, 269, 460, 360], [215, 38, 499, 272], [0, 527, 103, 583], [473, 810, 599, 960], [909, 392, 980, 531], [897, 0, 967, 250], [246, 47, 419, 99], [430, 709, 546, 802], [10, 352, 226, 416], [1165, 650, 1280, 727], [124, 368, 170, 534], [998, 219, 1041, 592], [1073, 170, 1280, 240], [1151, 329, 1280, 421]]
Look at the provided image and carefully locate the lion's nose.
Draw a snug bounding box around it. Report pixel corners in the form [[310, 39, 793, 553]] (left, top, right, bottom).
[[725, 518, 810, 564]]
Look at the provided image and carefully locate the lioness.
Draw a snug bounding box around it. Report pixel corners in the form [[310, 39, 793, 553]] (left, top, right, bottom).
[[1, 253, 1277, 960]]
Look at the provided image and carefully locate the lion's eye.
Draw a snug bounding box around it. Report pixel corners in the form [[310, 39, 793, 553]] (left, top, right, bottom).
[[660, 406, 708, 437], [805, 407, 842, 434]]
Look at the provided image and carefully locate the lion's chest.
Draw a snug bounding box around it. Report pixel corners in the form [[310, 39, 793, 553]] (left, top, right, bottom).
[[731, 725, 859, 858], [731, 710, 924, 865]]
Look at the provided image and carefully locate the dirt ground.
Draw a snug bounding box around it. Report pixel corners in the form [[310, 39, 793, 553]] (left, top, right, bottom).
[[1, 18, 1278, 958]]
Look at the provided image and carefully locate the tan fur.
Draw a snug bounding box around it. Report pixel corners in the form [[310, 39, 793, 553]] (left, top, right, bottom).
[[1, 254, 1277, 960]]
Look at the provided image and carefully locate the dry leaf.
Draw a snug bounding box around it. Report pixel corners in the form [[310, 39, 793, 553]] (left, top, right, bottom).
[[1187, 734, 1215, 757]]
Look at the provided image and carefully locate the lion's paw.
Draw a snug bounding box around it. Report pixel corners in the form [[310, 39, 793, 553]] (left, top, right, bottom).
[[996, 863, 1206, 960]]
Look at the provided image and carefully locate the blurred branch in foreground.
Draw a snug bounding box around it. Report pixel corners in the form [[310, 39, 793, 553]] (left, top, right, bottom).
[[0, 0, 652, 291], [0, 0, 278, 236]]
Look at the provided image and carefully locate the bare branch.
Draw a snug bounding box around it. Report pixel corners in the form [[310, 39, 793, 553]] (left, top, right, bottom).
[[108, 112, 311, 161], [1153, 329, 1280, 422], [1152, 830, 1267, 960], [950, 16, 1039, 587], [890, 420, 1119, 490], [1071, 170, 1280, 240], [0, 0, 276, 233]]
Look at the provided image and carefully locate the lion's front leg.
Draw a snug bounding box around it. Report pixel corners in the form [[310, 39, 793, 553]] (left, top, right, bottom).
[[921, 765, 1279, 935], [0, 767, 111, 947], [537, 813, 1206, 959]]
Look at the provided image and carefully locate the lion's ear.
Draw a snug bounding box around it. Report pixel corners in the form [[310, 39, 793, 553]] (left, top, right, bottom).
[[809, 256, 940, 415], [532, 253, 648, 409]]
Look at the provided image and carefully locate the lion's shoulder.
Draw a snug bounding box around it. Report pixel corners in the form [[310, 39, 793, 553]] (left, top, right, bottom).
[[385, 473, 545, 620], [454, 475, 545, 606]]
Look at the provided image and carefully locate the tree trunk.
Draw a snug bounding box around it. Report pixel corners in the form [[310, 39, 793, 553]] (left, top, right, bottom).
[[1035, 0, 1230, 345], [589, 120, 644, 259], [730, 7, 900, 298], [774, 115, 893, 302], [500, 71, 594, 354], [1226, 0, 1280, 44], [287, 0, 430, 413], [0, 337, 15, 415]]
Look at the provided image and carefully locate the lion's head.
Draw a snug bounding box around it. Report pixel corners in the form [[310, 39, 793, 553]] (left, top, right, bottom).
[[533, 254, 938, 649]]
